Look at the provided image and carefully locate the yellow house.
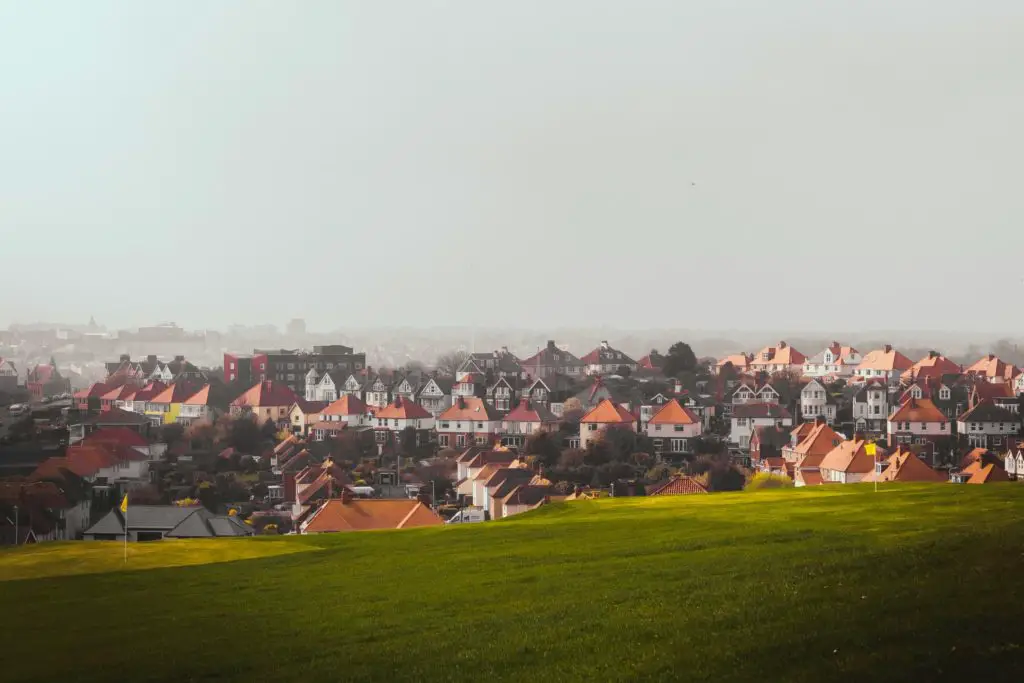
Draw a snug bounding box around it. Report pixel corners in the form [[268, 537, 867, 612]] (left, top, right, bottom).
[[230, 380, 301, 425], [146, 382, 204, 425], [288, 399, 328, 435]]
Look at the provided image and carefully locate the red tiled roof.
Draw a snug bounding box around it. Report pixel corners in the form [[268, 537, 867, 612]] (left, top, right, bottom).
[[75, 383, 109, 399], [902, 353, 961, 381], [83, 427, 148, 449], [503, 399, 557, 423], [374, 397, 431, 420], [321, 395, 367, 416], [648, 475, 708, 496], [130, 381, 168, 402], [303, 499, 443, 532], [148, 382, 201, 405], [965, 354, 1013, 379], [797, 470, 824, 486], [580, 399, 635, 424], [819, 439, 875, 474], [648, 399, 699, 425], [100, 384, 136, 402]]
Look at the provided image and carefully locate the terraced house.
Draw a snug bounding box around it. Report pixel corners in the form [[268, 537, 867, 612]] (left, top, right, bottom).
[[436, 397, 501, 449]]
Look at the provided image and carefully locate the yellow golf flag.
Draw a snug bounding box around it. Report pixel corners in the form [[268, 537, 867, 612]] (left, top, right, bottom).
[[120, 494, 128, 513], [864, 443, 877, 457]]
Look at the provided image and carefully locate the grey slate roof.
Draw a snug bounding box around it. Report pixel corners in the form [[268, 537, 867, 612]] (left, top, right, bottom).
[[84, 506, 253, 538]]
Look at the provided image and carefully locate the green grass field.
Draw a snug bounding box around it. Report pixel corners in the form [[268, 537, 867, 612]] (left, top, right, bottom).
[[2, 484, 1024, 682]]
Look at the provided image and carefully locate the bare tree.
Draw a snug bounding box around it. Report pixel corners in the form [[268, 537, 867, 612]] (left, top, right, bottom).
[[434, 350, 470, 377]]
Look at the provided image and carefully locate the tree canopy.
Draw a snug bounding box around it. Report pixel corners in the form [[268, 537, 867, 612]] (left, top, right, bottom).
[[662, 342, 698, 378]]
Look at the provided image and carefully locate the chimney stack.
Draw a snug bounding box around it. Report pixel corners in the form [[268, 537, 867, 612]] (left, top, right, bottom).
[[147, 354, 157, 363], [884, 344, 892, 353], [988, 353, 996, 361], [120, 354, 130, 362], [174, 355, 184, 362], [600, 340, 610, 350], [547, 340, 556, 350], [929, 350, 938, 359], [778, 341, 787, 349]]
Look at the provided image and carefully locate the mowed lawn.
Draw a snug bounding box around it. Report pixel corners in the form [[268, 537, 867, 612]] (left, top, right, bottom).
[[2, 485, 1024, 682]]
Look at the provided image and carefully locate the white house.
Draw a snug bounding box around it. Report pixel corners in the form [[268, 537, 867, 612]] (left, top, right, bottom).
[[803, 342, 861, 378], [852, 382, 889, 434], [417, 377, 453, 417], [365, 375, 391, 409], [579, 399, 637, 450], [818, 438, 875, 484], [176, 385, 218, 425], [853, 346, 913, 384], [731, 403, 793, 448], [800, 379, 836, 423], [956, 400, 1021, 450], [579, 341, 638, 376], [487, 376, 517, 413], [749, 341, 806, 374], [1004, 445, 1024, 481], [371, 397, 435, 447], [645, 399, 702, 456]]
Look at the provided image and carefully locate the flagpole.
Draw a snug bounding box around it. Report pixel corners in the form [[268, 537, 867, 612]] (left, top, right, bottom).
[[124, 502, 128, 564]]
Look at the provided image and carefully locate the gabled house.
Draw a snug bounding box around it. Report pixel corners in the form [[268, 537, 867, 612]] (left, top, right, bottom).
[[784, 420, 844, 486], [436, 397, 503, 449], [749, 426, 789, 465], [177, 384, 226, 426], [956, 400, 1021, 450], [84, 505, 251, 541], [0, 358, 18, 393], [501, 484, 555, 517], [287, 399, 329, 436], [371, 396, 434, 448], [580, 341, 637, 376], [965, 354, 1019, 383], [25, 359, 71, 401], [950, 450, 1010, 484], [74, 382, 110, 411], [452, 373, 486, 405], [500, 399, 558, 448], [391, 375, 421, 402], [1002, 442, 1024, 481], [486, 375, 518, 413], [800, 379, 837, 423], [311, 395, 368, 441], [300, 495, 443, 533], [749, 342, 806, 374], [645, 399, 702, 456], [457, 349, 523, 381], [818, 438, 875, 484], [523, 374, 577, 415], [579, 399, 637, 449], [647, 475, 708, 496], [145, 382, 203, 425], [862, 445, 945, 483], [852, 381, 889, 435], [803, 342, 861, 378], [306, 368, 349, 403], [519, 340, 585, 379], [968, 380, 1017, 412], [148, 356, 206, 384], [417, 377, 454, 417], [229, 380, 300, 425], [853, 345, 913, 384], [887, 398, 951, 464], [364, 374, 392, 409], [731, 403, 793, 448]]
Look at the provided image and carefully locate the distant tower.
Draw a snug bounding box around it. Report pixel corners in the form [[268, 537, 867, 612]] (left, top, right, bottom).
[[287, 318, 307, 336]]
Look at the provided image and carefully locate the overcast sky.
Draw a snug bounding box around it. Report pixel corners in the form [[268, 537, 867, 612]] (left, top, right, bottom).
[[2, 1, 1023, 332]]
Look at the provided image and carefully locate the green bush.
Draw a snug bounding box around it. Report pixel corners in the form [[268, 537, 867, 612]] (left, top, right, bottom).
[[745, 471, 794, 491]]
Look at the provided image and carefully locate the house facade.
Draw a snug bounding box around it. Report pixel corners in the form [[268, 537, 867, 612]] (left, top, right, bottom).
[[644, 399, 702, 457], [436, 397, 502, 449], [580, 341, 638, 376], [417, 378, 453, 417], [500, 399, 558, 448], [956, 400, 1021, 450], [731, 403, 793, 449], [800, 379, 836, 423], [802, 342, 861, 378], [749, 342, 806, 374], [579, 399, 637, 450], [852, 345, 912, 384], [887, 398, 952, 464]]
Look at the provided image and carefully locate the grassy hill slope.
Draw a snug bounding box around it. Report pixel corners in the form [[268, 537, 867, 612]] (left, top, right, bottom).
[[2, 485, 1024, 682]]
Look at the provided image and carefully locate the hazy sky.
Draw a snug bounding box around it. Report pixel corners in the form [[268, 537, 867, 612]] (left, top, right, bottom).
[[2, 1, 1023, 332]]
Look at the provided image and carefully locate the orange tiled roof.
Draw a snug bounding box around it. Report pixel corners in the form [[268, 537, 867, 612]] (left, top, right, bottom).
[[375, 397, 432, 420], [889, 398, 946, 423], [580, 399, 635, 424], [303, 499, 443, 532], [752, 341, 806, 366], [965, 354, 1009, 379], [648, 475, 708, 496], [321, 394, 367, 416], [856, 347, 913, 372], [901, 353, 961, 381], [648, 399, 699, 425], [148, 382, 201, 405], [797, 469, 824, 486], [439, 396, 501, 421], [231, 380, 299, 408], [819, 439, 875, 474], [183, 385, 212, 405], [717, 353, 752, 368]]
